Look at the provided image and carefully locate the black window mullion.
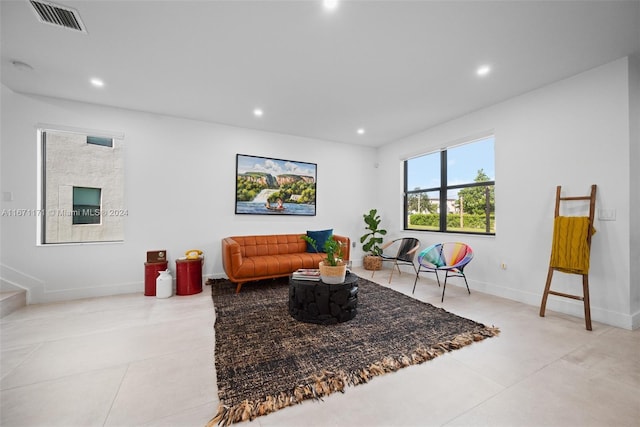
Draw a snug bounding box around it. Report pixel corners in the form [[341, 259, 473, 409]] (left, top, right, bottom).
[[485, 186, 491, 232], [439, 150, 447, 232], [448, 180, 495, 191], [403, 160, 409, 229], [41, 132, 47, 244]]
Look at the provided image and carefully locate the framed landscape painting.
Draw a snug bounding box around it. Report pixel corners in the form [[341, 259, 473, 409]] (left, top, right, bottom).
[[235, 154, 317, 216]]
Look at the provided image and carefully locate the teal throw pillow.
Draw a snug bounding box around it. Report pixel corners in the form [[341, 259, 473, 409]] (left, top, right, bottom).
[[306, 229, 333, 253]]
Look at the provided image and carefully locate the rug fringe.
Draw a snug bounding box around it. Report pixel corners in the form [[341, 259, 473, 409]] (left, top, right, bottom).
[[207, 325, 500, 426]]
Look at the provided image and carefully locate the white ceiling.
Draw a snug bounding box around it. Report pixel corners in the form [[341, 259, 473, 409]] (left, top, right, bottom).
[[1, 0, 639, 147]]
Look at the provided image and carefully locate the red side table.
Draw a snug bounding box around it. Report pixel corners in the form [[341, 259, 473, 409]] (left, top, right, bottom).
[[176, 258, 203, 295], [144, 261, 168, 296]]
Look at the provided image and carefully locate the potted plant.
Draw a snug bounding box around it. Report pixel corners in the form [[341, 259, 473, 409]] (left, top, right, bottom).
[[360, 208, 387, 270], [301, 235, 347, 284]]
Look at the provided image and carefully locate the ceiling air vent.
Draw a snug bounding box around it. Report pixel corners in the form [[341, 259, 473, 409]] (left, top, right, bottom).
[[30, 0, 86, 33]]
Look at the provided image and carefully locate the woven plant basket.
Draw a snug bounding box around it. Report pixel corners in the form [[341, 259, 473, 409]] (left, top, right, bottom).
[[363, 255, 383, 271], [319, 261, 347, 284]]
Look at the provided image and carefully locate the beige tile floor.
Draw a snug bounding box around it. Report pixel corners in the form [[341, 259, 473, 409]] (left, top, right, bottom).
[[1, 266, 639, 427]]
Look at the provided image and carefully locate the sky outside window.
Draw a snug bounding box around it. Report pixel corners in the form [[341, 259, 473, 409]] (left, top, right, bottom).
[[407, 136, 494, 191]]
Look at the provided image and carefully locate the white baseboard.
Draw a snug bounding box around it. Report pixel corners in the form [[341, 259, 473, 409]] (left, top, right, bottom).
[[631, 310, 640, 330], [0, 264, 223, 304], [471, 279, 637, 330], [3, 262, 636, 330]]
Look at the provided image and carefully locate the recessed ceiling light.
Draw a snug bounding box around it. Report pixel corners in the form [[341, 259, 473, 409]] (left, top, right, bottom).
[[357, 128, 365, 135], [323, 0, 339, 11], [90, 77, 105, 87], [476, 65, 491, 77], [253, 108, 263, 117]]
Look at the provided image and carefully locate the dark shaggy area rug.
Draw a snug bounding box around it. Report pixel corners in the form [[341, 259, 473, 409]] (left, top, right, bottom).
[[207, 275, 499, 426]]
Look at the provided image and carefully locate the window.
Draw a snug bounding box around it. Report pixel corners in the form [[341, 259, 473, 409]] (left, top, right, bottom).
[[39, 127, 125, 244], [86, 135, 113, 147], [72, 187, 101, 225], [404, 136, 495, 234]]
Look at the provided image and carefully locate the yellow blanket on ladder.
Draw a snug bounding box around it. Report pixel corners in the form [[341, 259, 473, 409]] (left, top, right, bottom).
[[549, 216, 595, 275]]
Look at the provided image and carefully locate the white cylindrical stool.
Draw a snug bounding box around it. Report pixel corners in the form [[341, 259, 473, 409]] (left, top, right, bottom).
[[156, 270, 173, 298]]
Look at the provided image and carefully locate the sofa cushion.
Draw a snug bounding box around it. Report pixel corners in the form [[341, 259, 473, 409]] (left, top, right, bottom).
[[233, 235, 307, 257], [306, 229, 333, 253], [234, 253, 326, 279]]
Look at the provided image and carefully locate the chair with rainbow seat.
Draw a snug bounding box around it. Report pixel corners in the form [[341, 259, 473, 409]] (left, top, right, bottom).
[[412, 242, 474, 302]]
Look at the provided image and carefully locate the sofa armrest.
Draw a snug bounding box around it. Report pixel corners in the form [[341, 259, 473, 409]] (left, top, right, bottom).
[[222, 237, 243, 279], [333, 234, 351, 261]]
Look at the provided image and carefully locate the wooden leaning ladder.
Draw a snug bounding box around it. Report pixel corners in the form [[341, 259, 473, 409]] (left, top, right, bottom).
[[539, 185, 597, 331]]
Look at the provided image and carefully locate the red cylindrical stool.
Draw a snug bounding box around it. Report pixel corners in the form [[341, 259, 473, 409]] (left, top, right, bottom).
[[175, 258, 203, 295], [144, 261, 168, 296]]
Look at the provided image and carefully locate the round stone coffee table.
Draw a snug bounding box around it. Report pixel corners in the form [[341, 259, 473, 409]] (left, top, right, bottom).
[[288, 272, 358, 325]]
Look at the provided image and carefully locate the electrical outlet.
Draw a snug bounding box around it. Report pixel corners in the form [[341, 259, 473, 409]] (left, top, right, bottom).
[[500, 262, 507, 270]]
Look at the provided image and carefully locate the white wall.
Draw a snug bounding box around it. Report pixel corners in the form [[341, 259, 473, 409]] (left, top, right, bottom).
[[0, 86, 377, 303], [377, 57, 636, 329], [629, 53, 640, 327], [1, 57, 636, 329]]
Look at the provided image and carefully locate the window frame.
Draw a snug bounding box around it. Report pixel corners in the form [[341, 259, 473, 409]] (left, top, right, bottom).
[[86, 135, 114, 148], [403, 137, 495, 235], [72, 186, 102, 225], [36, 124, 125, 245]]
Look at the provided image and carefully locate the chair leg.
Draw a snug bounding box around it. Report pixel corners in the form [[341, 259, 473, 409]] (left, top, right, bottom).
[[583, 274, 592, 331], [441, 273, 447, 303], [462, 273, 471, 295], [440, 270, 470, 302], [388, 261, 399, 284], [539, 267, 554, 317], [389, 261, 412, 284], [412, 266, 421, 293]]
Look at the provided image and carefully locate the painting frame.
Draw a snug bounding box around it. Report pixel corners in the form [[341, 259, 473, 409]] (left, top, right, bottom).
[[235, 154, 317, 216]]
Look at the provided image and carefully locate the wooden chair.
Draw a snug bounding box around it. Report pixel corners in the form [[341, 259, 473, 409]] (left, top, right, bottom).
[[373, 237, 420, 283], [539, 185, 597, 330]]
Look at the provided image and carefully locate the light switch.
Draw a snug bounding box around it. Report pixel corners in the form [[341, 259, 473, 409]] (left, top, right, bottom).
[[2, 191, 13, 202], [598, 208, 616, 221]]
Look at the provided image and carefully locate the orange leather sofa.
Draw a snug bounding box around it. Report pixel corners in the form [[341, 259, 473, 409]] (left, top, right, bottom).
[[222, 233, 350, 293]]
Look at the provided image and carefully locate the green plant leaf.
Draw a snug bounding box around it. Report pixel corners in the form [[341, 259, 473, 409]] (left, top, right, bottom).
[[360, 208, 387, 256]]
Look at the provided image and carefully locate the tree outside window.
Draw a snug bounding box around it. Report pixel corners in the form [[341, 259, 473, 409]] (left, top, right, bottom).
[[404, 136, 495, 234]]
